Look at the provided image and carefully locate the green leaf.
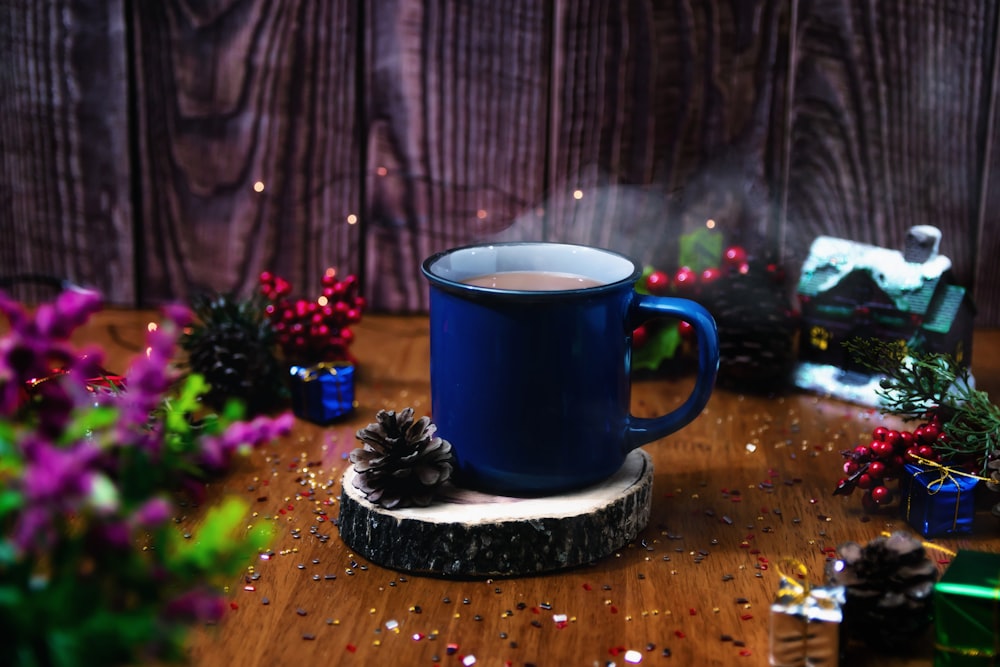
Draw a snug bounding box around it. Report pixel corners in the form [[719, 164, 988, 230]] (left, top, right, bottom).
[[678, 228, 723, 273], [167, 497, 272, 574], [0, 489, 23, 518], [0, 583, 24, 606], [633, 323, 683, 371], [222, 398, 246, 422], [61, 405, 119, 444]]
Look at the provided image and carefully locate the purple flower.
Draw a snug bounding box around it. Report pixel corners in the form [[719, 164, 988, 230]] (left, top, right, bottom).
[[93, 520, 131, 550], [34, 289, 102, 339], [21, 438, 99, 502], [198, 412, 294, 470], [164, 588, 227, 623], [162, 303, 193, 329], [132, 496, 173, 529], [14, 437, 102, 549]]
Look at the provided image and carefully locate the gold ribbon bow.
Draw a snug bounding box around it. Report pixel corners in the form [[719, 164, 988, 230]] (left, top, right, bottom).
[[775, 558, 811, 605], [906, 455, 988, 532], [293, 361, 353, 382], [774, 559, 839, 611]]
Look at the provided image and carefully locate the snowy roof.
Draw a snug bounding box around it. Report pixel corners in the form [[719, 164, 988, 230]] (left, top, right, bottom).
[[798, 235, 952, 310]]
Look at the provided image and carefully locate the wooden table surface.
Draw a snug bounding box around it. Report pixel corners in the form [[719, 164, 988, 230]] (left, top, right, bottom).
[[77, 311, 1000, 667]]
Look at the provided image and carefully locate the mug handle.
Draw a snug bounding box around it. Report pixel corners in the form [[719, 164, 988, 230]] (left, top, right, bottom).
[[623, 294, 720, 452]]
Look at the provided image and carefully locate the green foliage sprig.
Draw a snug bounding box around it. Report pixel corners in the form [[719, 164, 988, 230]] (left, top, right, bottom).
[[844, 338, 1000, 466], [0, 289, 293, 667]]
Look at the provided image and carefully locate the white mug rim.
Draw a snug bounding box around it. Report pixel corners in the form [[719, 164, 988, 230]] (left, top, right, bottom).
[[421, 242, 642, 296]]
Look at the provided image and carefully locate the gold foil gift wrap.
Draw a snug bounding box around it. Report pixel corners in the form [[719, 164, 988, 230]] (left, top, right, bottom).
[[769, 564, 844, 667]]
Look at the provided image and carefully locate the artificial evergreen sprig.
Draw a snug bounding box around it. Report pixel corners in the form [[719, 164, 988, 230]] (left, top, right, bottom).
[[844, 338, 1000, 467]]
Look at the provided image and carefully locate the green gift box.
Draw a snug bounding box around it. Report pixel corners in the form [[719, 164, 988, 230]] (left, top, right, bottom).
[[934, 550, 1000, 666]]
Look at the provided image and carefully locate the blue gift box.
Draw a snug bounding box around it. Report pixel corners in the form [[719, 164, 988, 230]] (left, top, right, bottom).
[[288, 362, 356, 424], [900, 462, 978, 538]]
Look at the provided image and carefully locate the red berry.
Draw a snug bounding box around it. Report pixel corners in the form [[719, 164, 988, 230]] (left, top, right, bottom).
[[844, 460, 861, 476], [644, 270, 670, 295], [885, 430, 904, 450], [869, 441, 893, 460], [867, 461, 886, 478], [856, 473, 875, 490], [723, 246, 748, 268], [898, 431, 915, 451], [673, 267, 697, 292], [870, 485, 893, 505], [871, 426, 889, 442], [700, 267, 722, 285], [915, 424, 939, 444], [633, 325, 648, 348], [677, 320, 694, 339], [916, 445, 935, 460], [852, 445, 871, 462]]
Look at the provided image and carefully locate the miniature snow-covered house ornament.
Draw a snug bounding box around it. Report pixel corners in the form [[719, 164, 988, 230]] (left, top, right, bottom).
[[793, 226, 975, 405]]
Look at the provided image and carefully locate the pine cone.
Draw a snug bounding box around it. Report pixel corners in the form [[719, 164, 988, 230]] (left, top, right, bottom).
[[825, 531, 938, 650], [700, 261, 799, 392], [180, 292, 286, 415], [350, 408, 454, 509]]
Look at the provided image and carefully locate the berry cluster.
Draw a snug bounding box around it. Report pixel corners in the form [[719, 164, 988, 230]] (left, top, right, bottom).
[[835, 415, 948, 510], [642, 245, 749, 296], [258, 269, 365, 365], [634, 245, 787, 345]]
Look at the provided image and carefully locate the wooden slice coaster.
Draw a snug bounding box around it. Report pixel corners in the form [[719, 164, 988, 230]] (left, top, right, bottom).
[[337, 449, 653, 578]]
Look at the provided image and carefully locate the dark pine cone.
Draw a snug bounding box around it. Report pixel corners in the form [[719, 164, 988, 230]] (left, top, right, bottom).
[[699, 259, 799, 392], [350, 408, 454, 509], [826, 531, 938, 651], [180, 292, 286, 415]]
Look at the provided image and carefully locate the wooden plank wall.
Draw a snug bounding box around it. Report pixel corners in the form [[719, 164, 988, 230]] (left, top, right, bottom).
[[3, 0, 999, 327]]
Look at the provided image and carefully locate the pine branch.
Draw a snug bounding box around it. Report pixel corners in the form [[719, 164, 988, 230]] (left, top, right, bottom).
[[843, 338, 1000, 467]]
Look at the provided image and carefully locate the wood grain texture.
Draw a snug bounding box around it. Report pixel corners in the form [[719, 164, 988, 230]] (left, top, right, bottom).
[[976, 4, 1000, 327], [6, 0, 1000, 327], [363, 0, 551, 311], [541, 0, 786, 268], [0, 0, 133, 304], [782, 0, 999, 303], [131, 0, 361, 305], [49, 310, 996, 667], [339, 450, 652, 578]]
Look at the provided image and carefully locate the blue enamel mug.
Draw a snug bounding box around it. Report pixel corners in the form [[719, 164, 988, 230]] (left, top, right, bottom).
[[421, 242, 719, 496]]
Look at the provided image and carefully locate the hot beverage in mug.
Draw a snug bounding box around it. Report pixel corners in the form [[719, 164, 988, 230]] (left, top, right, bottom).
[[461, 270, 603, 291], [422, 242, 719, 496]]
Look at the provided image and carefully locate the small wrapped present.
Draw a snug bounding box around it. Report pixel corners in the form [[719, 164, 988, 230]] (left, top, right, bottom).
[[900, 462, 978, 538], [770, 564, 845, 667], [934, 549, 1000, 666], [288, 362, 356, 424]]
